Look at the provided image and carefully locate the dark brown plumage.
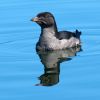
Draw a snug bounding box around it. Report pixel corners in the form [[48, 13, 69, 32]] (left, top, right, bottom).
[[31, 12, 81, 51]]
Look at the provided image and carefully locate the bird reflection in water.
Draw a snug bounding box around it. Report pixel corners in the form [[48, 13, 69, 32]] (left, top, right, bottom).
[[35, 46, 82, 86]]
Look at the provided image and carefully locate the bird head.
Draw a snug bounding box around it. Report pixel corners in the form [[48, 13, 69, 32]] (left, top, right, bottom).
[[31, 12, 56, 28]]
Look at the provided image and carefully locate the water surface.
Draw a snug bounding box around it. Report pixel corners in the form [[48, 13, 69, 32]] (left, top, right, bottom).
[[0, 0, 100, 100]]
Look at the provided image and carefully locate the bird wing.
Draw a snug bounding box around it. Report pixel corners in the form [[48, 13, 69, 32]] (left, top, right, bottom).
[[57, 30, 81, 40]]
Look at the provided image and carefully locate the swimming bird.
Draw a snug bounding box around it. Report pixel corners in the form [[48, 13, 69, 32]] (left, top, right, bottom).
[[31, 12, 81, 51]]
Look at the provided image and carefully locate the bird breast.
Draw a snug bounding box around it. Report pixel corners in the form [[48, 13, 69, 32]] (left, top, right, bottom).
[[39, 31, 80, 50]]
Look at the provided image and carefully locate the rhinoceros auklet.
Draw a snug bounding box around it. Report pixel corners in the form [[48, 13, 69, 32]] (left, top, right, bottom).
[[31, 12, 81, 51]]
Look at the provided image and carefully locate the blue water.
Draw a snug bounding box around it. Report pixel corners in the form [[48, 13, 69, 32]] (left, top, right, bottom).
[[0, 0, 100, 100]]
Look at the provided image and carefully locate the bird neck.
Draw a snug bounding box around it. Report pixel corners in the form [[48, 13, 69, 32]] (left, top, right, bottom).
[[41, 24, 58, 35]]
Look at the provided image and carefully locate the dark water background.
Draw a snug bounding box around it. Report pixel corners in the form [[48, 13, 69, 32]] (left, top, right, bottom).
[[0, 0, 100, 100]]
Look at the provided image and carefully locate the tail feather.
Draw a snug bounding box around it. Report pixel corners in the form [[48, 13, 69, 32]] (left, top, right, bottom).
[[75, 29, 81, 38]]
